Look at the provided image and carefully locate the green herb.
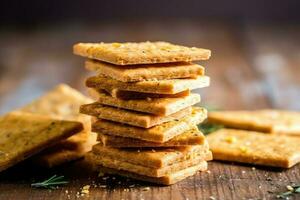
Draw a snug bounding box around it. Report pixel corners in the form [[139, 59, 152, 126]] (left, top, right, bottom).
[[31, 175, 68, 189], [198, 123, 224, 135], [204, 105, 221, 112], [277, 185, 300, 199]]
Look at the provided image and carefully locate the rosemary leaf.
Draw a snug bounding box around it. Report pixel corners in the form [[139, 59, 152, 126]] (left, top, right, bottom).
[[31, 175, 68, 189]]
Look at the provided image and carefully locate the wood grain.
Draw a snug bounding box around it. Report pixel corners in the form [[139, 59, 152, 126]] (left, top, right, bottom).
[[0, 21, 300, 200]]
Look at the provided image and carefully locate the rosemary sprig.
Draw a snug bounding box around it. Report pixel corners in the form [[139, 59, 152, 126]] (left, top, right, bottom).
[[31, 175, 68, 189], [277, 185, 300, 199]]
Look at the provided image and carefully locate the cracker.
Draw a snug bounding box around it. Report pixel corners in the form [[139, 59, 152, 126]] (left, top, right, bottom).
[[92, 107, 207, 142], [85, 59, 205, 82], [97, 127, 205, 147], [18, 84, 92, 139], [88, 152, 211, 177], [94, 161, 208, 185], [89, 88, 190, 100], [32, 132, 97, 168], [74, 41, 211, 65], [94, 90, 200, 116], [209, 110, 300, 136], [0, 112, 83, 172], [80, 103, 191, 128], [207, 129, 300, 168], [92, 144, 209, 168], [86, 75, 210, 94]]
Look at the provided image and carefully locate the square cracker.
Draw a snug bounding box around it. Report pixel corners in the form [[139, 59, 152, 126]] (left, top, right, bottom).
[[209, 110, 300, 136], [80, 103, 191, 128], [207, 128, 300, 168], [88, 151, 211, 177], [0, 112, 83, 172], [97, 127, 205, 148], [17, 84, 94, 167], [73, 41, 211, 65], [94, 161, 208, 185], [93, 90, 200, 116], [92, 143, 209, 168], [92, 107, 207, 142], [32, 133, 97, 168], [85, 59, 205, 82], [86, 75, 210, 94], [88, 88, 190, 100]]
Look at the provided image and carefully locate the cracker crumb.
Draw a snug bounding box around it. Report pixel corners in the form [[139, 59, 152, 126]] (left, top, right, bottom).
[[286, 185, 294, 191]]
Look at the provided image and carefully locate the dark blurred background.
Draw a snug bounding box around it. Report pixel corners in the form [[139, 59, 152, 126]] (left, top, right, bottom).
[[2, 0, 300, 26], [0, 0, 300, 114]]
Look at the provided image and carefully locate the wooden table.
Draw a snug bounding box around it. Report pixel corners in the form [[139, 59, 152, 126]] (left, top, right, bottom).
[[0, 20, 300, 200]]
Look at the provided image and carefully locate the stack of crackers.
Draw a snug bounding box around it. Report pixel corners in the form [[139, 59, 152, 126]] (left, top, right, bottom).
[[74, 41, 212, 184]]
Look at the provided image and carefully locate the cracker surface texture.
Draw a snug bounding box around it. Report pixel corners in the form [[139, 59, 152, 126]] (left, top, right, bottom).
[[80, 103, 191, 128], [207, 128, 300, 168], [0, 112, 83, 172], [74, 41, 211, 65], [86, 75, 210, 94], [94, 90, 200, 116], [85, 59, 204, 82], [92, 107, 207, 142], [97, 127, 205, 147]]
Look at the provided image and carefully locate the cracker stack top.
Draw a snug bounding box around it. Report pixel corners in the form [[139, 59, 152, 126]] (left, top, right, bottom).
[[74, 41, 212, 185]]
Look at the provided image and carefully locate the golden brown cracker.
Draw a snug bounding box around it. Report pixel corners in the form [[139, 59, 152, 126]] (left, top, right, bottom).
[[86, 75, 210, 94], [97, 127, 205, 147], [94, 90, 200, 116], [93, 161, 208, 185], [92, 107, 207, 142], [80, 103, 191, 128], [209, 110, 300, 136], [207, 128, 300, 168], [85, 59, 204, 82], [0, 112, 83, 172], [89, 152, 211, 177], [92, 144, 209, 168], [74, 41, 211, 65]]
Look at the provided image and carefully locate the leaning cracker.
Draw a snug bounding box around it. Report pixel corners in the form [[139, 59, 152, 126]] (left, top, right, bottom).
[[88, 88, 190, 100], [93, 161, 208, 185], [94, 90, 200, 116], [97, 127, 205, 147], [207, 129, 300, 168], [74, 41, 211, 65], [86, 75, 210, 94], [209, 110, 300, 136], [0, 112, 83, 172], [92, 144, 209, 168], [85, 59, 205, 82], [80, 103, 191, 128], [89, 152, 211, 177], [92, 107, 207, 142], [18, 84, 93, 141]]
